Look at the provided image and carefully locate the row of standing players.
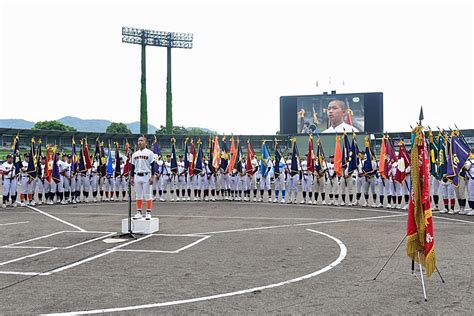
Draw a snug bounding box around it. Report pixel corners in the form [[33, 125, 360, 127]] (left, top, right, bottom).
[[1, 152, 474, 215]]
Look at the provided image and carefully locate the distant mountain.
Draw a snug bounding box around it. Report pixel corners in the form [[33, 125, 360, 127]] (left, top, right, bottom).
[[0, 116, 158, 134], [0, 119, 34, 129]]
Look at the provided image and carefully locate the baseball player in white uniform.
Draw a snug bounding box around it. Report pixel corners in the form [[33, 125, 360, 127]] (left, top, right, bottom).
[[1, 154, 18, 208], [131, 136, 156, 220]]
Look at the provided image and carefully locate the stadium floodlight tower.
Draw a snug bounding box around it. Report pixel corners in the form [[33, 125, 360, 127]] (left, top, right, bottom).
[[122, 26, 193, 134]]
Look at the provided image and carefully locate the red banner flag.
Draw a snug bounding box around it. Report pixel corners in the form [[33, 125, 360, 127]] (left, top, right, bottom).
[[45, 145, 52, 183], [228, 137, 237, 172], [379, 137, 387, 178], [395, 141, 410, 184], [407, 126, 436, 277], [83, 139, 92, 170], [246, 140, 255, 176], [188, 139, 196, 177]]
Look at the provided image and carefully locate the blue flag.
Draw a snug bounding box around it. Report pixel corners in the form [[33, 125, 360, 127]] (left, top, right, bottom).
[[194, 141, 203, 174], [290, 140, 299, 176], [341, 132, 351, 169], [220, 137, 229, 172], [274, 143, 282, 177], [114, 143, 121, 177], [448, 135, 470, 186], [260, 142, 270, 177], [184, 140, 189, 170], [347, 135, 359, 174], [171, 140, 178, 174], [363, 137, 374, 173], [106, 146, 113, 177]]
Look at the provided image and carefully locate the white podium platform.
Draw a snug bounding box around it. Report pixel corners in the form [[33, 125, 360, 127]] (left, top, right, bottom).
[[122, 218, 159, 234]]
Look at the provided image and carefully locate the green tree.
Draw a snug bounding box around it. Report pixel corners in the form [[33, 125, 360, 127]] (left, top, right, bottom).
[[155, 125, 213, 135], [33, 120, 76, 131], [106, 122, 132, 134]]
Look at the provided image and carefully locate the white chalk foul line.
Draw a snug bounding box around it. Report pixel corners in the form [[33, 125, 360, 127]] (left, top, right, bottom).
[[46, 229, 347, 315], [26, 206, 86, 232], [0, 248, 57, 266], [193, 213, 407, 235], [0, 221, 29, 226]]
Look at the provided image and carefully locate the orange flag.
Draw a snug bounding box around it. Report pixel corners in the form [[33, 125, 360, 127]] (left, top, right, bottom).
[[334, 135, 342, 177], [212, 135, 221, 170], [228, 137, 238, 171], [45, 145, 52, 183], [378, 136, 387, 178], [407, 125, 436, 277]]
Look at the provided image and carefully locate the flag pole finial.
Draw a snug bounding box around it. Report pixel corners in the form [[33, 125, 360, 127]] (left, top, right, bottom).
[[418, 106, 424, 125]]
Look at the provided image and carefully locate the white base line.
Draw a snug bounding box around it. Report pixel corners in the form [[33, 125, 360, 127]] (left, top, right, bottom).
[[0, 248, 57, 266], [0, 271, 45, 276], [193, 213, 407, 235], [46, 229, 347, 315], [2, 231, 65, 248], [26, 205, 86, 232], [433, 216, 474, 224], [46, 250, 115, 275], [0, 221, 29, 226]]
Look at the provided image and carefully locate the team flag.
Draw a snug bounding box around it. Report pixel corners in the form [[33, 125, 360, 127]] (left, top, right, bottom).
[[290, 138, 299, 176], [315, 137, 326, 175], [188, 139, 196, 176], [334, 135, 343, 177], [220, 136, 229, 172], [106, 145, 114, 177], [45, 145, 52, 183], [378, 136, 387, 178], [212, 135, 221, 170], [71, 138, 77, 176], [273, 140, 283, 178], [51, 147, 61, 184], [407, 126, 436, 277], [395, 140, 411, 184], [26, 138, 37, 179], [448, 134, 470, 186], [171, 138, 178, 174], [437, 133, 447, 180], [363, 136, 374, 174], [184, 138, 190, 171], [236, 141, 244, 174], [428, 130, 438, 178], [307, 134, 315, 173], [260, 141, 271, 178], [114, 143, 121, 177], [83, 139, 92, 170], [194, 139, 203, 174], [36, 139, 43, 178], [347, 133, 359, 175], [246, 140, 255, 176], [341, 132, 351, 170], [78, 140, 86, 173], [123, 140, 131, 177], [228, 137, 238, 172]]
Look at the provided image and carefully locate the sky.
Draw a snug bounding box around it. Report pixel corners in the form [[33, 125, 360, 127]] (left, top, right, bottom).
[[1, 0, 473, 134]]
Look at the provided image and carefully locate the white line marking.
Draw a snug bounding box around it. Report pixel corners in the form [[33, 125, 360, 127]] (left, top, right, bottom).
[[63, 233, 117, 249], [0, 248, 57, 266], [2, 246, 54, 249], [111, 234, 210, 254], [0, 271, 46, 276], [193, 213, 407, 235], [26, 205, 86, 232], [433, 216, 474, 224], [109, 234, 154, 250], [2, 231, 65, 248], [113, 249, 177, 254], [174, 235, 211, 253], [46, 250, 114, 275], [0, 221, 29, 226], [46, 229, 347, 315]]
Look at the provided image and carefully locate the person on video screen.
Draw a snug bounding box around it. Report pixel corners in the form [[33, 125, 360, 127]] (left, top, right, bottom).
[[322, 99, 359, 133]]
